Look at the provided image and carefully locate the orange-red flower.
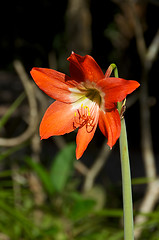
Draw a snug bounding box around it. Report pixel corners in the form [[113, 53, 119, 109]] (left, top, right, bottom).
[[31, 52, 140, 159]]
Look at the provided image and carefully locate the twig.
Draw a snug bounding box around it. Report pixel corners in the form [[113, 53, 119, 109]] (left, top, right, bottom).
[[127, 0, 146, 62], [27, 172, 46, 226], [135, 179, 159, 238], [66, 0, 92, 54], [134, 31, 159, 237], [83, 141, 110, 192], [145, 29, 159, 70], [0, 60, 38, 146], [12, 163, 22, 208], [0, 233, 10, 240], [31, 133, 41, 163], [123, 2, 159, 238], [140, 69, 156, 180], [74, 161, 89, 176]]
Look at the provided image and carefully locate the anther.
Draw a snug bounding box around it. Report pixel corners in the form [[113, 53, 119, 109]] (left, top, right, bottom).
[[73, 104, 95, 133], [84, 106, 90, 116]]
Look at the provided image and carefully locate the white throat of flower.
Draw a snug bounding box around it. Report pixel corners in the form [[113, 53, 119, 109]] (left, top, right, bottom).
[[70, 81, 105, 132]]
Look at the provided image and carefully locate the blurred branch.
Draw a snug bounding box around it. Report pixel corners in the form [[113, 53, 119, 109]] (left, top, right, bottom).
[[135, 179, 159, 237], [0, 233, 10, 240], [66, 0, 92, 54], [12, 163, 22, 208], [31, 82, 49, 163], [134, 30, 159, 239], [127, 0, 146, 62], [27, 171, 46, 226], [31, 133, 41, 163], [145, 29, 159, 69], [122, 1, 159, 239], [83, 141, 110, 192], [0, 60, 38, 146], [75, 161, 89, 176]]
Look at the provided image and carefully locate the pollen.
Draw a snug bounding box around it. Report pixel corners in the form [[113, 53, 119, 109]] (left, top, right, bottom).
[[84, 106, 90, 116], [84, 106, 88, 109], [73, 104, 95, 132]]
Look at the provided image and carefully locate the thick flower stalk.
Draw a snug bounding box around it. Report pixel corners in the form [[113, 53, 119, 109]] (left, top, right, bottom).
[[31, 52, 139, 159]]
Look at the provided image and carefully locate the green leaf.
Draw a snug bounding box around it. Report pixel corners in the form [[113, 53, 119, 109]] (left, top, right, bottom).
[[132, 177, 154, 185], [0, 200, 35, 237], [25, 156, 54, 195], [96, 209, 123, 218], [68, 192, 96, 221], [50, 142, 76, 192]]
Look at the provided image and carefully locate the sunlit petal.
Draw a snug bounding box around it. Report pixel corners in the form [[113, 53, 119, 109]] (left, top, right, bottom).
[[98, 109, 121, 148], [40, 101, 78, 139], [76, 103, 99, 159], [97, 77, 140, 110], [68, 52, 104, 83], [31, 67, 79, 103]]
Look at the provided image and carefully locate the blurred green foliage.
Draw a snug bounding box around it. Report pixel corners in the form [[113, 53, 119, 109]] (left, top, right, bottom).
[[0, 143, 123, 240], [0, 138, 159, 239]]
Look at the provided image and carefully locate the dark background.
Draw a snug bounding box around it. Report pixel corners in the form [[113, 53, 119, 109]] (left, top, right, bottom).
[[1, 0, 158, 165]]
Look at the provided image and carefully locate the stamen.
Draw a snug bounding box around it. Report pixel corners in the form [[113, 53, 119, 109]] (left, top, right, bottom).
[[84, 106, 90, 116], [73, 104, 97, 132], [84, 106, 88, 109]]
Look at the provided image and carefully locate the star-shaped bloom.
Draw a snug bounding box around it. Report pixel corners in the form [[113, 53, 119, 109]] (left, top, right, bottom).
[[31, 52, 140, 159]]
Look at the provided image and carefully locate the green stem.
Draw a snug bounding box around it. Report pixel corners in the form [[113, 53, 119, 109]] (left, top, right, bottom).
[[119, 117, 134, 240], [111, 64, 134, 240]]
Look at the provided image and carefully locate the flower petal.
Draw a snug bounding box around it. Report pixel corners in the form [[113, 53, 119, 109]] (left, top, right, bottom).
[[67, 52, 104, 83], [75, 104, 99, 159], [97, 78, 140, 110], [31, 67, 78, 103], [40, 101, 77, 139], [76, 122, 98, 160], [98, 109, 121, 148]]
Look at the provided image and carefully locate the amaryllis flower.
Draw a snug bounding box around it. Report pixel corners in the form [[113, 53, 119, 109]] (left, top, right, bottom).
[[31, 52, 140, 159]]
